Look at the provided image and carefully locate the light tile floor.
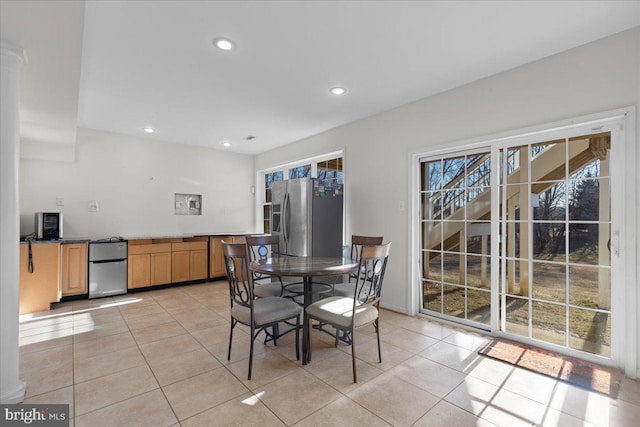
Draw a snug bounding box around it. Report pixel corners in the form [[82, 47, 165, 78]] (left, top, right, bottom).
[[18, 281, 640, 426]]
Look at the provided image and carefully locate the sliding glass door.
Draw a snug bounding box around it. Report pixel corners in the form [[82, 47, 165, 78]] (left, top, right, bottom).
[[419, 130, 615, 359]]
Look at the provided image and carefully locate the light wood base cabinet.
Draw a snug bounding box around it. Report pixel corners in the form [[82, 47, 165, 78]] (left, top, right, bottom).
[[172, 239, 209, 282], [20, 242, 61, 314], [209, 236, 230, 278], [61, 242, 88, 296], [128, 253, 151, 289], [171, 251, 190, 282], [129, 238, 208, 288], [190, 249, 208, 280], [151, 252, 172, 285], [128, 241, 172, 289]]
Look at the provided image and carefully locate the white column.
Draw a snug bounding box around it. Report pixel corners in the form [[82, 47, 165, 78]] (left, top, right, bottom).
[[0, 39, 26, 404]]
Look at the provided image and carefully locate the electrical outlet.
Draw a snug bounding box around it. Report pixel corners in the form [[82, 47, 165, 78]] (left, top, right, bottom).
[[398, 201, 405, 211], [56, 197, 64, 206], [88, 200, 99, 212]]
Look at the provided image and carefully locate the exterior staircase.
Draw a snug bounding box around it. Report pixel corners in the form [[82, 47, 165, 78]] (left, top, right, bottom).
[[425, 134, 610, 256]]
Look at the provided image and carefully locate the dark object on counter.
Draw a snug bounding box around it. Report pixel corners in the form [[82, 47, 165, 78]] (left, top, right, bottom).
[[23, 233, 37, 273], [35, 212, 63, 240], [27, 241, 34, 273]]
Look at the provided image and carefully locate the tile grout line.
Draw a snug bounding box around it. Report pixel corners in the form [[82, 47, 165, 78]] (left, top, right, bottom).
[[22, 282, 640, 426], [128, 297, 189, 425], [73, 301, 154, 421], [147, 287, 270, 423]]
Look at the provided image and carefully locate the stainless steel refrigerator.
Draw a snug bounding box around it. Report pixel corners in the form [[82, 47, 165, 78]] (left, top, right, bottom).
[[271, 178, 343, 257]]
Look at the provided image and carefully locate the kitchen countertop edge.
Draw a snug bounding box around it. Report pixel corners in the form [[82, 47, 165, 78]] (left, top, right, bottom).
[[20, 232, 264, 244]]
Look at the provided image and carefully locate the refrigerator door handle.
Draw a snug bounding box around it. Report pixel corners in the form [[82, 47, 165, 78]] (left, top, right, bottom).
[[283, 192, 290, 244]]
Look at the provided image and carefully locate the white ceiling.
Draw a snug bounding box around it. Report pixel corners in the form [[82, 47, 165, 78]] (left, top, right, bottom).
[[2, 1, 639, 155]]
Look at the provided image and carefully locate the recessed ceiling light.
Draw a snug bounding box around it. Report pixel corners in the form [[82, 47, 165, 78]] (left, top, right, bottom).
[[222, 140, 231, 147], [330, 87, 346, 96], [213, 38, 235, 51], [143, 127, 155, 133]]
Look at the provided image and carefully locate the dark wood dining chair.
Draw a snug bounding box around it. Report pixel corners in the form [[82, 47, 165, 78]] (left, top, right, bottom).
[[245, 235, 288, 298], [332, 235, 384, 297], [305, 242, 391, 383], [222, 242, 301, 380]]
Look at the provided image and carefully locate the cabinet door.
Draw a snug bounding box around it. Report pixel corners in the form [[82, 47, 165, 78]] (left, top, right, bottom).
[[150, 252, 172, 285], [128, 253, 151, 289], [172, 251, 190, 282], [209, 236, 229, 278], [190, 249, 208, 280], [19, 243, 61, 314], [61, 242, 88, 296]]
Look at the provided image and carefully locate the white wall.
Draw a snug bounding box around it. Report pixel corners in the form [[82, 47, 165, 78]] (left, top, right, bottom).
[[20, 127, 255, 239], [256, 28, 640, 361]]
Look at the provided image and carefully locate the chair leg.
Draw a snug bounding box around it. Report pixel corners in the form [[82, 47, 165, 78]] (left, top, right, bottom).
[[248, 326, 255, 381], [295, 314, 300, 360], [375, 318, 382, 363], [228, 318, 236, 361], [351, 327, 357, 383], [303, 312, 310, 363], [271, 324, 278, 346]]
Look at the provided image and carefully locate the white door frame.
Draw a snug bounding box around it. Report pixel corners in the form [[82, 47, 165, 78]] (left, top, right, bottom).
[[408, 106, 636, 377]]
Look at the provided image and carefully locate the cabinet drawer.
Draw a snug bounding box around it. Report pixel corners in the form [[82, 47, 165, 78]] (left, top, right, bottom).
[[153, 238, 183, 244], [129, 239, 153, 245], [172, 241, 208, 252], [129, 243, 171, 255]]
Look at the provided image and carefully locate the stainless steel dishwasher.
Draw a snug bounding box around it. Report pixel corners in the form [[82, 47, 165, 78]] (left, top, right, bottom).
[[89, 239, 128, 298]]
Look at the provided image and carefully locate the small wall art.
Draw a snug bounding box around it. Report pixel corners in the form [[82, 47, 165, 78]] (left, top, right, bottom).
[[174, 193, 202, 215]]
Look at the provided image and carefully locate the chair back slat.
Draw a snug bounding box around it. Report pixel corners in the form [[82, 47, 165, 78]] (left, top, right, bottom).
[[353, 242, 391, 307], [222, 242, 253, 309], [246, 235, 279, 261], [350, 235, 384, 260], [245, 235, 280, 282], [349, 235, 383, 283]]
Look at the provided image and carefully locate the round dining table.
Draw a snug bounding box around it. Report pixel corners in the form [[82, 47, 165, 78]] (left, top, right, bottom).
[[250, 256, 358, 364]]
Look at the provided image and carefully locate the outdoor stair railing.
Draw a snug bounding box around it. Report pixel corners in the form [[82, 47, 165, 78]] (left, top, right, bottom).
[[426, 138, 602, 254]]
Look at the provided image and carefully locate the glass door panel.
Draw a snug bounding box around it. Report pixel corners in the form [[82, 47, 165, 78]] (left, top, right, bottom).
[[420, 150, 492, 328], [498, 132, 612, 358]]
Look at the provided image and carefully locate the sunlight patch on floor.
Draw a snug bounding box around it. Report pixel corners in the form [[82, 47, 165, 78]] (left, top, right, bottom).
[[242, 391, 264, 406], [18, 297, 144, 346]]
